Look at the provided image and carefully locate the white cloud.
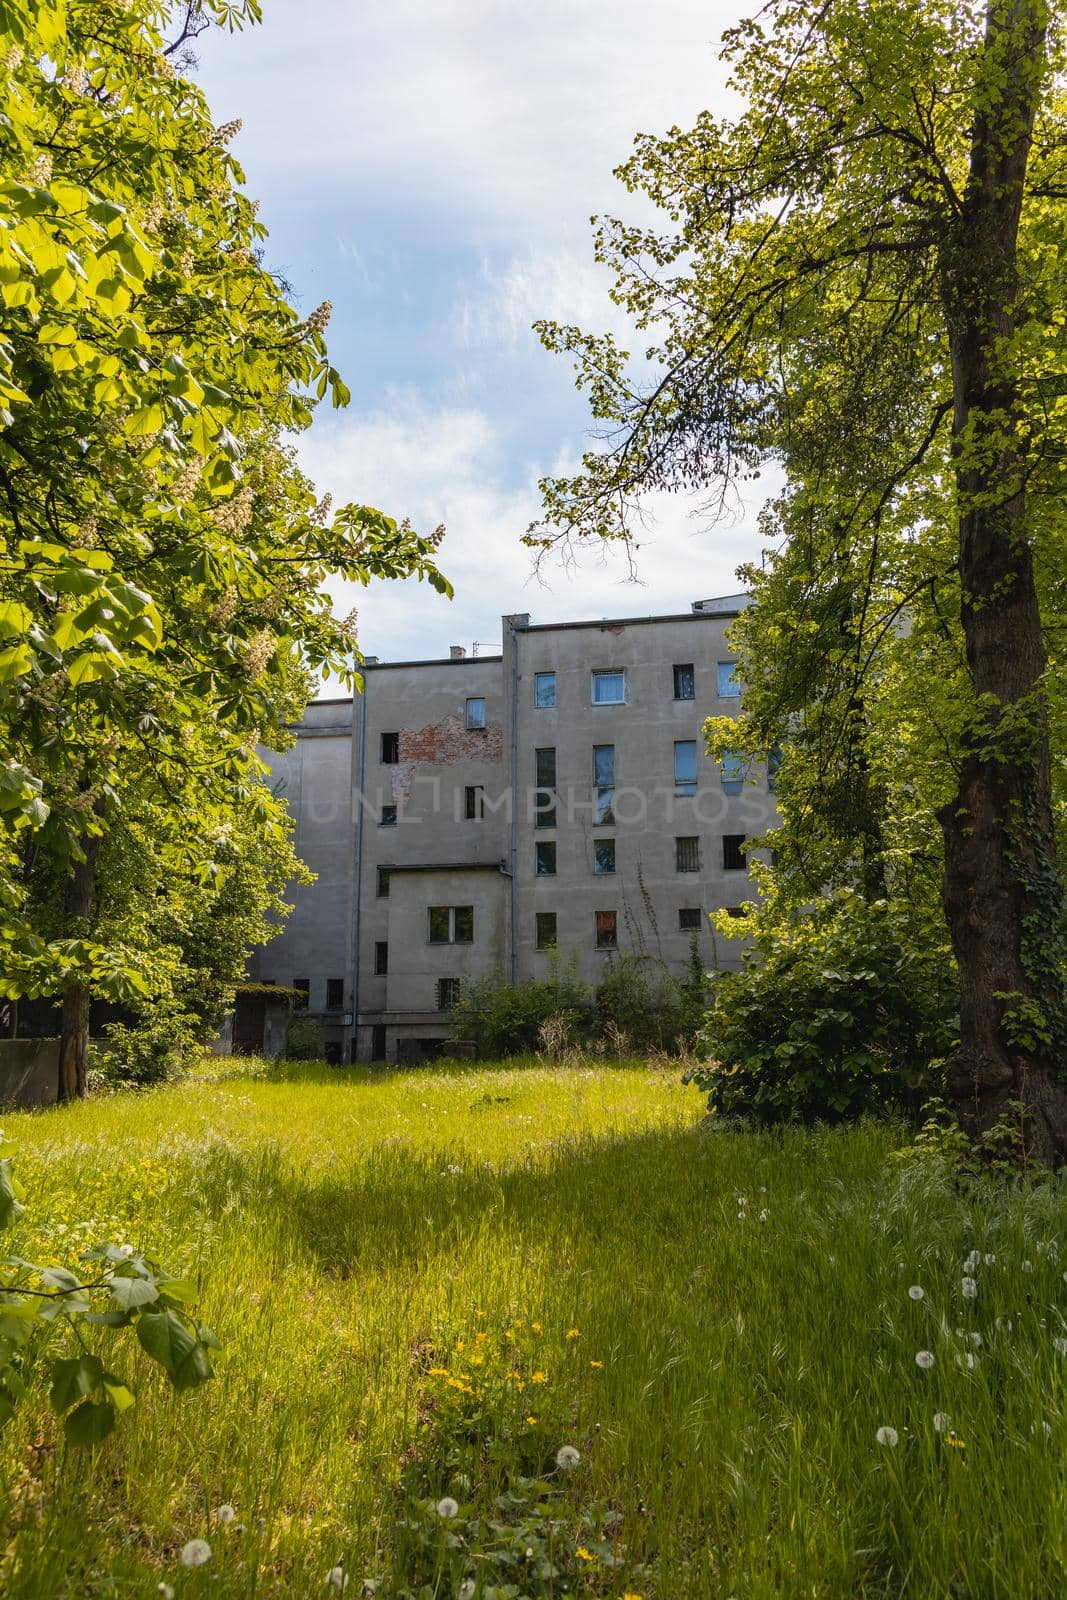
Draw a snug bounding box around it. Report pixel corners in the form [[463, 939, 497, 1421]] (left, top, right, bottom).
[[196, 0, 744, 241], [298, 391, 770, 669]]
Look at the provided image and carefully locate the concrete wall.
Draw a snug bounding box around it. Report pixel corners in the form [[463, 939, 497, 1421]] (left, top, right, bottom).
[[0, 1038, 60, 1107], [251, 600, 780, 1063]]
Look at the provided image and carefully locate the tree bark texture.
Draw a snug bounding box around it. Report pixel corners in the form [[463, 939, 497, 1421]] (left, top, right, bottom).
[[58, 841, 97, 1102], [937, 0, 1067, 1163]]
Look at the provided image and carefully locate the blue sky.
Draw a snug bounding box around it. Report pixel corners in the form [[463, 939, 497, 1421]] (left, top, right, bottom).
[[194, 0, 765, 665]]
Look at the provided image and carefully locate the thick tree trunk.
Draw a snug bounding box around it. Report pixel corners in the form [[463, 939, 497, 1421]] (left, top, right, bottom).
[[57, 844, 97, 1102], [937, 0, 1067, 1163]]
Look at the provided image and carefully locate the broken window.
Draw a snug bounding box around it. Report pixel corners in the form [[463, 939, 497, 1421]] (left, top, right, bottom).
[[293, 978, 310, 1008], [594, 839, 615, 874], [595, 909, 618, 950], [380, 804, 397, 827], [380, 731, 399, 764], [594, 744, 614, 824], [535, 841, 557, 875], [723, 834, 748, 871], [465, 784, 485, 820]]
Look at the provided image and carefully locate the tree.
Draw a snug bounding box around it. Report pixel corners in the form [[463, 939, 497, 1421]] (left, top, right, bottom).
[[534, 0, 1067, 1162], [0, 1, 449, 1092]]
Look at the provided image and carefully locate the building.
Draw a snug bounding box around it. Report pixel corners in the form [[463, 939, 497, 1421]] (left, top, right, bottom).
[[237, 595, 779, 1062]]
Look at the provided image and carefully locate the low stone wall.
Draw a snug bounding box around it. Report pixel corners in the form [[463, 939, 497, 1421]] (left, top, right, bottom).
[[0, 1038, 60, 1108]]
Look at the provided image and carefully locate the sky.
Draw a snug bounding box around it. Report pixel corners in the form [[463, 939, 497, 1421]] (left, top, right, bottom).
[[194, 0, 766, 666]]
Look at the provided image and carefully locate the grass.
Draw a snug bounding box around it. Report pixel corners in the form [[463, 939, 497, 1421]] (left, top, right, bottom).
[[1, 1057, 1067, 1598]]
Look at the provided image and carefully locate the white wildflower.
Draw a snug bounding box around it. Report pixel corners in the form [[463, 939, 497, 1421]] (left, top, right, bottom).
[[956, 1351, 978, 1371], [215, 1503, 236, 1524], [158, 1586, 175, 1600], [759, 1209, 769, 1223], [875, 1426, 899, 1447], [961, 1277, 978, 1299], [915, 1350, 935, 1370], [325, 1566, 348, 1592], [933, 1412, 950, 1433], [908, 1285, 925, 1301], [984, 1253, 996, 1266], [964, 1250, 981, 1272], [180, 1539, 212, 1568], [117, 1243, 134, 1258], [435, 1497, 459, 1519]]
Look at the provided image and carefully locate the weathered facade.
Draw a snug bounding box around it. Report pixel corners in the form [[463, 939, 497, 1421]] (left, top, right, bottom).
[[242, 596, 779, 1062]]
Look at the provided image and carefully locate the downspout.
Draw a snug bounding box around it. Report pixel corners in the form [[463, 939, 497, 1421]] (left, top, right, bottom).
[[509, 620, 519, 984], [349, 666, 368, 1062]]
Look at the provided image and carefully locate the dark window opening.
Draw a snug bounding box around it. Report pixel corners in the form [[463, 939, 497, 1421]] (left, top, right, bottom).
[[673, 663, 695, 700], [326, 978, 344, 1010], [293, 978, 310, 1008], [374, 941, 388, 976], [534, 790, 557, 828], [535, 841, 557, 875], [595, 909, 618, 950], [725, 905, 746, 919], [594, 839, 615, 874], [437, 977, 461, 1011], [536, 912, 558, 950], [377, 867, 390, 898], [535, 747, 557, 787], [723, 834, 748, 872], [380, 804, 397, 827], [381, 731, 399, 764], [428, 906, 475, 944], [678, 909, 702, 932], [676, 836, 701, 872], [465, 784, 485, 820]]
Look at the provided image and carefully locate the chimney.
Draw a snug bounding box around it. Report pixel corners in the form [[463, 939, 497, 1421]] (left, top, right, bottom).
[[450, 645, 467, 660], [362, 655, 379, 666]]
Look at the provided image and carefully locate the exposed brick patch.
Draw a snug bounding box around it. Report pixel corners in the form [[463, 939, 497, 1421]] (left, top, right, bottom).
[[392, 715, 503, 804]]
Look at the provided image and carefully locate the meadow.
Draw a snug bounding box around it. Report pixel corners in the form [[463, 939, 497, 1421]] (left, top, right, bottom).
[[2, 1057, 1067, 1599]]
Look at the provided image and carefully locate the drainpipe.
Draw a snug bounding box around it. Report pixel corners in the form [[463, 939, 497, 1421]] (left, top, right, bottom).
[[509, 619, 519, 984], [349, 665, 368, 1062]]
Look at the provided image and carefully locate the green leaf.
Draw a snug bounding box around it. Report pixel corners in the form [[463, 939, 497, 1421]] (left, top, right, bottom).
[[49, 1354, 104, 1414], [0, 1161, 23, 1230], [64, 1398, 116, 1446], [109, 1275, 159, 1311], [136, 1309, 215, 1389]]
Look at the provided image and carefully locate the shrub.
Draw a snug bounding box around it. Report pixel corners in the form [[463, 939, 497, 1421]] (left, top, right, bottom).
[[451, 950, 592, 1057], [94, 1006, 202, 1087], [595, 952, 689, 1052], [687, 890, 957, 1124], [284, 1015, 323, 1061]]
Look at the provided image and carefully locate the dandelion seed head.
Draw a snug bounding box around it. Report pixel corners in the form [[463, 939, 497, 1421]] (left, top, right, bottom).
[[435, 1497, 459, 1519], [875, 1426, 899, 1447], [915, 1350, 935, 1370], [215, 1503, 236, 1524], [933, 1412, 950, 1432], [961, 1276, 978, 1299], [908, 1285, 925, 1301], [326, 1566, 348, 1592], [180, 1539, 212, 1568], [555, 1444, 580, 1470]]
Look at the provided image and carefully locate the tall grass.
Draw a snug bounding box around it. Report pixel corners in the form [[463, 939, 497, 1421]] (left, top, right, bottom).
[[1, 1058, 1066, 1598]]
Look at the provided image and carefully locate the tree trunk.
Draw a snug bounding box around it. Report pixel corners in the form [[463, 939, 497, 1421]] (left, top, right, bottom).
[[57, 843, 97, 1102], [937, 0, 1067, 1163]]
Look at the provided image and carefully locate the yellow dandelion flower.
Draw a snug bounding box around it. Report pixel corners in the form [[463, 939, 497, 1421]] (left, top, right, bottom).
[[622, 1593, 644, 1599], [475, 1331, 488, 1343], [469, 1354, 484, 1366], [566, 1328, 581, 1339], [531, 1370, 548, 1384], [946, 1434, 967, 1451], [589, 1359, 603, 1369], [455, 1340, 466, 1352], [428, 1366, 449, 1377], [532, 1321, 543, 1333], [525, 1415, 537, 1425], [576, 1546, 594, 1562]]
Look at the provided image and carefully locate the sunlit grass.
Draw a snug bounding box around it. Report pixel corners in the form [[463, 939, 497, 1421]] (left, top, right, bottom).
[[1, 1058, 1066, 1598]]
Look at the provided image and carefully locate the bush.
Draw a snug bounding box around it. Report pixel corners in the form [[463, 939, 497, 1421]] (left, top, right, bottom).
[[451, 951, 592, 1058], [687, 890, 957, 1124], [284, 1015, 323, 1061], [94, 1007, 202, 1087], [595, 953, 687, 1052]]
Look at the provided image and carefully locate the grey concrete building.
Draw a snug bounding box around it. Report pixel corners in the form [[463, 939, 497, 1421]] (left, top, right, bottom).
[[240, 594, 779, 1062]]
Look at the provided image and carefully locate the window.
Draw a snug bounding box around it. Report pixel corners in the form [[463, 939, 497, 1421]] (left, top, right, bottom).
[[536, 912, 558, 950], [676, 836, 701, 872], [717, 661, 741, 698], [535, 672, 556, 708], [767, 747, 782, 793], [725, 905, 746, 919], [380, 731, 399, 764], [721, 752, 745, 796], [376, 867, 390, 898], [380, 804, 397, 827], [437, 978, 460, 1011], [534, 747, 556, 829], [535, 747, 556, 787], [678, 908, 703, 932], [535, 840, 557, 875], [594, 744, 615, 825], [465, 697, 486, 730], [464, 784, 484, 820], [723, 834, 748, 871], [326, 978, 344, 1010], [428, 905, 475, 944], [673, 663, 695, 701], [293, 977, 310, 1008], [374, 941, 388, 976], [674, 740, 698, 796], [595, 910, 618, 950], [594, 838, 616, 874], [592, 669, 625, 705]]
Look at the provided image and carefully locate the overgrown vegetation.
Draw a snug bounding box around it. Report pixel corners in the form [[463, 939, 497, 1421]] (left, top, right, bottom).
[[450, 945, 707, 1058], [1, 1059, 1067, 1596]]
